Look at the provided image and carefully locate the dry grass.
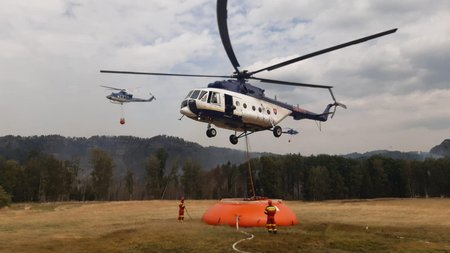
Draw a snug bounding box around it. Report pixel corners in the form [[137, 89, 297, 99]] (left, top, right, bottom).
[[0, 199, 449, 253], [294, 198, 450, 227]]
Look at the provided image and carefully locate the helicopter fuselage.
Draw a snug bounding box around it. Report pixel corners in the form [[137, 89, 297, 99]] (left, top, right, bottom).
[[180, 87, 291, 133], [179, 80, 337, 144], [106, 91, 133, 103], [106, 91, 155, 104]]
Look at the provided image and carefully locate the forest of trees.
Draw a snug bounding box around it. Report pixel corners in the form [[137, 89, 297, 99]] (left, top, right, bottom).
[[1, 148, 449, 207]]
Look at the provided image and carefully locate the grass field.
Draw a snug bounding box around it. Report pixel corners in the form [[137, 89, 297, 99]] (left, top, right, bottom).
[[1, 199, 449, 253]]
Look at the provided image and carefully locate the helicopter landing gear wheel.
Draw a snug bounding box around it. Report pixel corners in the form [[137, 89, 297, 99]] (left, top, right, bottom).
[[273, 126, 282, 137], [206, 128, 217, 138], [229, 134, 238, 145]]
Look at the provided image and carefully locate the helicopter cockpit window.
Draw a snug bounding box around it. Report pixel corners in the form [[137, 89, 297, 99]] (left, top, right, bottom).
[[185, 90, 193, 99], [190, 90, 200, 99], [208, 92, 220, 104], [199, 91, 208, 102]]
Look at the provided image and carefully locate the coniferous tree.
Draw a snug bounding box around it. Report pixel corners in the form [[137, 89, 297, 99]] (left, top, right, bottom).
[[181, 158, 203, 199], [0, 185, 11, 208], [155, 148, 168, 198], [0, 158, 25, 202], [145, 154, 161, 199], [161, 158, 181, 200], [144, 149, 169, 199], [347, 163, 364, 199], [61, 159, 80, 201], [90, 148, 113, 200], [258, 156, 282, 198], [329, 169, 346, 199], [367, 157, 388, 198], [305, 166, 330, 201], [125, 168, 134, 200]]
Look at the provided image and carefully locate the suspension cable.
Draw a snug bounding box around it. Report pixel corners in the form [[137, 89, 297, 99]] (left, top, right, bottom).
[[244, 134, 256, 198]]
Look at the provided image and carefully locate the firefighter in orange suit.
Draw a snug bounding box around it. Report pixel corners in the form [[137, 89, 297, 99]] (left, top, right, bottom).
[[178, 197, 186, 222], [264, 199, 277, 233]]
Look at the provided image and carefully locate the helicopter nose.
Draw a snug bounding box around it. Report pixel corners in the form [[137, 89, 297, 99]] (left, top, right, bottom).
[[180, 100, 197, 117], [180, 107, 195, 117], [180, 106, 197, 118]]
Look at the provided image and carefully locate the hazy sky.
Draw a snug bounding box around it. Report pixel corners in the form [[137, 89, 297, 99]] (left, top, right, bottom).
[[1, 0, 449, 155]]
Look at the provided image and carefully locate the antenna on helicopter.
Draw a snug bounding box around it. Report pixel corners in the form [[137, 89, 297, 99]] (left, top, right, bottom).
[[315, 121, 322, 131]]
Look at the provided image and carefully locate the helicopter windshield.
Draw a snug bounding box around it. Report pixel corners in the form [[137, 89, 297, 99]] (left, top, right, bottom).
[[184, 90, 193, 99], [185, 90, 208, 101], [183, 89, 212, 104], [190, 90, 200, 99]]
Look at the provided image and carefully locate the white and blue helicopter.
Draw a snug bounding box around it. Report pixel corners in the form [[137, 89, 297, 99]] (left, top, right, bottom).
[[101, 85, 155, 104], [101, 0, 396, 144], [101, 85, 155, 125]]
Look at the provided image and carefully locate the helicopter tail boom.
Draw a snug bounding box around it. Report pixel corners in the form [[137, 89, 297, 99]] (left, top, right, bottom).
[[291, 102, 346, 122]]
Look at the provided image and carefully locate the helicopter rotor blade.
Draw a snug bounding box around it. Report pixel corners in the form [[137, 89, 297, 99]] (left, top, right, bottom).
[[249, 28, 398, 76], [251, 77, 333, 89], [217, 0, 241, 74], [100, 85, 124, 91], [100, 70, 231, 79]]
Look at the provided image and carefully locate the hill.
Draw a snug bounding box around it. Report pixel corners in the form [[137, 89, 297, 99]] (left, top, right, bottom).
[[343, 150, 439, 160], [1, 135, 448, 176], [430, 139, 450, 157], [0, 135, 266, 176]]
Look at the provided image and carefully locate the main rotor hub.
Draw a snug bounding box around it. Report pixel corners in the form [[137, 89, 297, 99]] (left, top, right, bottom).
[[233, 70, 250, 81]]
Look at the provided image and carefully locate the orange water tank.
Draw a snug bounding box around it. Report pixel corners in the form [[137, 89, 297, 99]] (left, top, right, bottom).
[[202, 198, 298, 227]]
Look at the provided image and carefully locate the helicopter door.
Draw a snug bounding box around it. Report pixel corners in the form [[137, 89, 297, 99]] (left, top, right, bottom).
[[224, 94, 234, 117]]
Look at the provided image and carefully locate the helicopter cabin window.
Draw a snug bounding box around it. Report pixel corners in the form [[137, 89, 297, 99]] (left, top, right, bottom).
[[258, 107, 262, 113], [236, 101, 240, 107], [267, 109, 271, 115], [199, 91, 208, 102], [190, 90, 201, 99], [243, 103, 247, 109], [185, 90, 193, 99], [252, 105, 256, 111], [208, 91, 220, 104]]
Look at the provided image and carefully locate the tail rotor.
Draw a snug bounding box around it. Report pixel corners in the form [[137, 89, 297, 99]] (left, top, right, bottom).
[[149, 93, 156, 101], [328, 88, 347, 119]]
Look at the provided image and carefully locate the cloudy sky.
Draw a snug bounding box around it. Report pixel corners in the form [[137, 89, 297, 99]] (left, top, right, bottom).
[[1, 0, 449, 155]]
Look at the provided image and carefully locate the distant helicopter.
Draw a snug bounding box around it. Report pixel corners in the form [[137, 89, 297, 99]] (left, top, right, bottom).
[[101, 0, 397, 143], [283, 128, 299, 136], [101, 85, 155, 104], [101, 85, 155, 125]]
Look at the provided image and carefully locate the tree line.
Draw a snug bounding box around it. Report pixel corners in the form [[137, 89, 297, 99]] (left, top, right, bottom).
[[1, 149, 449, 207]]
